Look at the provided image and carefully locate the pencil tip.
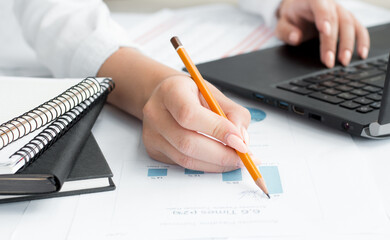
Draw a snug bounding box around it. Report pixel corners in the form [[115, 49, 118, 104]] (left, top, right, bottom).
[[266, 194, 271, 199], [255, 178, 270, 199]]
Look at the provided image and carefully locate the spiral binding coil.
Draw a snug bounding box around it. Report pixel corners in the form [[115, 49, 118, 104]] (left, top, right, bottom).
[[9, 78, 115, 172], [0, 77, 101, 150]]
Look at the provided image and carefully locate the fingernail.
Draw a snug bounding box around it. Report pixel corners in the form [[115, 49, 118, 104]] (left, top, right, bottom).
[[323, 21, 331, 36], [289, 31, 299, 45], [325, 51, 335, 68], [343, 50, 352, 66], [241, 127, 250, 145], [226, 134, 248, 153], [361, 47, 368, 59]]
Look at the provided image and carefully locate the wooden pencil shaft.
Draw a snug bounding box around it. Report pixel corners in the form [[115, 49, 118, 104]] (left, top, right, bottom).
[[170, 36, 269, 196], [237, 151, 262, 180], [177, 48, 227, 117]]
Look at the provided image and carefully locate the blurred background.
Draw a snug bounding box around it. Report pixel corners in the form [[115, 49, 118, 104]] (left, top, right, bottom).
[[103, 0, 390, 12]]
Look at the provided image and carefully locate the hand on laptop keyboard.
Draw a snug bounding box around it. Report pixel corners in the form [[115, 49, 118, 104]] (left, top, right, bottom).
[[276, 0, 369, 68]]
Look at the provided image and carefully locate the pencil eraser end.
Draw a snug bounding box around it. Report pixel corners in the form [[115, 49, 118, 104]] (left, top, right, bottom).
[[170, 36, 182, 50]]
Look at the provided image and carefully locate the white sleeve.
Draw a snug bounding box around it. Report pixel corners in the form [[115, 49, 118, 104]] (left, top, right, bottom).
[[238, 0, 282, 27], [13, 0, 134, 78]]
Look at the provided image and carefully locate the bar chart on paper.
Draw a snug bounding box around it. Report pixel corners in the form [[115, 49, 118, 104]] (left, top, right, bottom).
[[147, 168, 168, 177], [246, 107, 266, 122], [146, 165, 283, 195], [222, 167, 283, 194]]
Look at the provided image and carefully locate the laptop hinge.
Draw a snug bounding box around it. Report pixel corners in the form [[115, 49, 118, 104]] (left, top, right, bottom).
[[364, 122, 390, 138]]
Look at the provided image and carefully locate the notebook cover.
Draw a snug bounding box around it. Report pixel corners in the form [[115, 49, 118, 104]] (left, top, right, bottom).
[[0, 95, 107, 194], [0, 133, 115, 203]]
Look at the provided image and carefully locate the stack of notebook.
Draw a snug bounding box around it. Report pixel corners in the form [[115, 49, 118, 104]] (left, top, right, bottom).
[[0, 76, 116, 203]]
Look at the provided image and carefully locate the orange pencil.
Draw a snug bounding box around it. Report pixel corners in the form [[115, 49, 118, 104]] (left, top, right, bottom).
[[170, 36, 270, 198]]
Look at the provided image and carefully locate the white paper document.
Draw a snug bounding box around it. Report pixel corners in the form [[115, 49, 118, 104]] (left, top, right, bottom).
[[103, 98, 390, 240]]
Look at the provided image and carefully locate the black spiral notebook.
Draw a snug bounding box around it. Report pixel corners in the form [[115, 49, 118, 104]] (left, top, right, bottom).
[[0, 133, 115, 203], [0, 77, 115, 197]]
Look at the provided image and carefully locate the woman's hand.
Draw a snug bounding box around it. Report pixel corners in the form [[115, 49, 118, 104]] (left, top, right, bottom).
[[142, 74, 253, 172], [276, 0, 370, 68], [99, 48, 254, 172]]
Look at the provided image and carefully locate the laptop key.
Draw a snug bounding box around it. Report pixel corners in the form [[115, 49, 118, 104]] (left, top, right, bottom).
[[323, 88, 341, 96], [356, 106, 373, 113], [277, 83, 312, 95], [333, 71, 349, 77], [366, 93, 382, 101], [340, 101, 361, 109], [342, 66, 360, 74], [370, 102, 381, 109], [347, 82, 365, 88], [333, 78, 350, 84], [316, 74, 334, 81], [308, 84, 326, 91], [350, 89, 369, 96], [321, 81, 338, 88], [290, 79, 311, 87], [360, 75, 386, 87], [356, 63, 375, 70], [304, 76, 329, 84], [353, 97, 373, 105], [346, 69, 383, 81], [335, 85, 353, 92], [309, 92, 344, 104], [338, 92, 357, 100], [303, 77, 321, 83], [362, 85, 381, 92]]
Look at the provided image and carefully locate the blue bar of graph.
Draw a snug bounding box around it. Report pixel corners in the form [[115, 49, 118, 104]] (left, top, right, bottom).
[[258, 166, 283, 194], [222, 169, 242, 181], [246, 107, 266, 122], [148, 168, 167, 177], [185, 169, 204, 175]]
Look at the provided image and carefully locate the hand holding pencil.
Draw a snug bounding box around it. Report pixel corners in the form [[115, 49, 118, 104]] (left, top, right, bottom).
[[170, 36, 270, 198]]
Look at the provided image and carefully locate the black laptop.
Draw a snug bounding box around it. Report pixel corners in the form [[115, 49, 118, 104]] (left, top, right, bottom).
[[196, 23, 390, 139]]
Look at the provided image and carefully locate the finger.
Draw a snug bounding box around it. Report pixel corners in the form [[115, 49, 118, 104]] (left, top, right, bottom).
[[143, 121, 241, 173], [144, 106, 244, 168], [276, 17, 304, 46], [337, 7, 355, 66], [163, 82, 248, 153], [205, 82, 251, 143], [310, 0, 334, 36], [225, 108, 251, 145], [142, 122, 175, 165], [310, 0, 338, 68], [164, 144, 240, 173], [354, 18, 370, 59]]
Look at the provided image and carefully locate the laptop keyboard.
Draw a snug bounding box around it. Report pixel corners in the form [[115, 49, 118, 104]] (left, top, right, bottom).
[[277, 55, 388, 113]]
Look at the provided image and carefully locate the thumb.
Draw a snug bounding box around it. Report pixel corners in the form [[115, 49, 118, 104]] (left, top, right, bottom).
[[221, 103, 251, 146], [276, 17, 304, 46]]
